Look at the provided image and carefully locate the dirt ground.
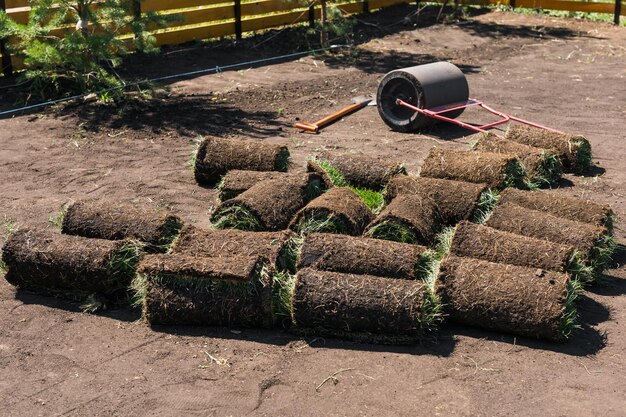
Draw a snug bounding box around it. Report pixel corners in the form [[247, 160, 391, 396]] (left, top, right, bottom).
[[1, 6, 626, 416]]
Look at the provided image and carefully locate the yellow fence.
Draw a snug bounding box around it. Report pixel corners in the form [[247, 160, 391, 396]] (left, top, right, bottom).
[[1, 0, 624, 76]]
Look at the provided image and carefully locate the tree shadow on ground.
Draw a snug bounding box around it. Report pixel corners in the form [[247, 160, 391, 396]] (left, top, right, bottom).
[[56, 94, 289, 138]]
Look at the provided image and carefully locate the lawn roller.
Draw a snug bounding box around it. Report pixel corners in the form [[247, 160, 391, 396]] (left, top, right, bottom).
[[376, 61, 563, 136]]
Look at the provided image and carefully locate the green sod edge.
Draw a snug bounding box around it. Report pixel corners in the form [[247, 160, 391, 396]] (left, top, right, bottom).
[[212, 204, 263, 231], [48, 208, 67, 229], [589, 234, 619, 281], [559, 278, 583, 340], [366, 220, 417, 244], [274, 147, 291, 172], [566, 250, 595, 286], [573, 137, 592, 175], [272, 270, 296, 327], [433, 226, 456, 261], [504, 158, 527, 190], [277, 234, 303, 273], [532, 151, 563, 188], [295, 211, 350, 236], [190, 139, 207, 179], [155, 217, 184, 252], [309, 157, 385, 214], [472, 188, 500, 224]]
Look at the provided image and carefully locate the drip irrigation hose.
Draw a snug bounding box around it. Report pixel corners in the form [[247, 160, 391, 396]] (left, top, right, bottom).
[[0, 44, 348, 118]]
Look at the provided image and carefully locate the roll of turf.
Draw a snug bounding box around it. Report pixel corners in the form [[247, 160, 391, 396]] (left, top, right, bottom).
[[384, 175, 489, 225], [135, 254, 273, 328], [505, 125, 591, 174], [306, 160, 334, 190], [62, 200, 183, 251], [486, 202, 615, 278], [211, 173, 323, 231], [316, 150, 406, 191], [377, 62, 470, 132], [290, 187, 373, 236], [450, 221, 583, 276], [218, 170, 290, 201], [170, 225, 294, 270], [472, 133, 562, 187], [297, 233, 429, 280], [194, 137, 290, 185], [498, 188, 613, 230], [2, 229, 140, 295], [435, 255, 577, 341], [365, 194, 441, 245], [420, 147, 525, 190], [292, 268, 441, 343]]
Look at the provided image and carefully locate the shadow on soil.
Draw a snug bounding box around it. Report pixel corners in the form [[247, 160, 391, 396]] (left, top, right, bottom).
[[148, 324, 457, 356], [444, 320, 607, 357], [57, 95, 288, 138]]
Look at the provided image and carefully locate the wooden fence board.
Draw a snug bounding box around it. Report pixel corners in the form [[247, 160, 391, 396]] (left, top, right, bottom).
[[142, 0, 231, 13]]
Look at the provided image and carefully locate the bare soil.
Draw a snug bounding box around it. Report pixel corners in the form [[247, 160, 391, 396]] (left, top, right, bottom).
[[1, 7, 625, 416]]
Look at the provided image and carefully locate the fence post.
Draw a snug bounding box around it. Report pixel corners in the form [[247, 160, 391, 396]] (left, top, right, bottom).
[[309, 1, 316, 27], [510, 0, 516, 9], [615, 0, 622, 25], [0, 0, 14, 77], [363, 0, 370, 13], [234, 0, 242, 40]]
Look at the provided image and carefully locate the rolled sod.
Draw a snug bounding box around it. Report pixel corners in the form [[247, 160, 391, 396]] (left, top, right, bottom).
[[486, 202, 615, 278], [316, 150, 406, 191], [169, 225, 294, 271], [289, 187, 373, 236], [297, 233, 429, 280], [2, 229, 140, 295], [384, 175, 490, 225], [420, 147, 525, 190], [505, 125, 592, 174], [449, 221, 594, 283], [498, 188, 613, 231], [365, 194, 441, 245], [218, 170, 290, 201], [472, 133, 562, 187], [306, 160, 334, 190], [435, 255, 578, 341], [211, 173, 323, 231], [134, 254, 273, 328], [193, 137, 290, 185], [292, 268, 441, 343], [61, 200, 183, 251]]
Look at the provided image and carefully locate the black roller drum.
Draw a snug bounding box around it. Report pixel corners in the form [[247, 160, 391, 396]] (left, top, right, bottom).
[[377, 62, 470, 132]]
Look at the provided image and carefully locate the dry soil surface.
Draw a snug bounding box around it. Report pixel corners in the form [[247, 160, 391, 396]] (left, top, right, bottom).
[[1, 8, 625, 417]]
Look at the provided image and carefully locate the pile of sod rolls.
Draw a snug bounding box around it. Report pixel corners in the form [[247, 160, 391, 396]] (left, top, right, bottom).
[[1, 199, 183, 309]]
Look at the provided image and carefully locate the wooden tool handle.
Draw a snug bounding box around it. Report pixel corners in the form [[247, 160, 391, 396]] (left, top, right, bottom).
[[313, 101, 365, 128]]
